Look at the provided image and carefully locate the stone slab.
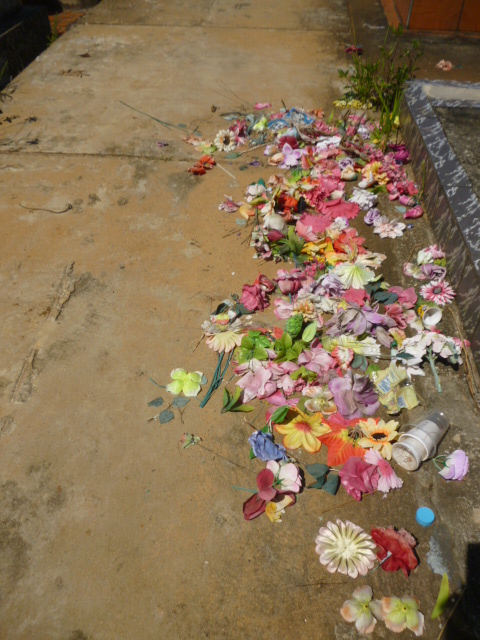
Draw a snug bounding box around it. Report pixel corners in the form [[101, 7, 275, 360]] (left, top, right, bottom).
[[401, 80, 480, 369]]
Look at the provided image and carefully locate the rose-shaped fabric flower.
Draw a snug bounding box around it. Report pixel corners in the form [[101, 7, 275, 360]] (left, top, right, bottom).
[[436, 450, 469, 481], [339, 457, 378, 501]]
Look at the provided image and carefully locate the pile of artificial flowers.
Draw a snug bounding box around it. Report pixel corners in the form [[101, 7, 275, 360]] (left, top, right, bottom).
[[167, 104, 471, 634]]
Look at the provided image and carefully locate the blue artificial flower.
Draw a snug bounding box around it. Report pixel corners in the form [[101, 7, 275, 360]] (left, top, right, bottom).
[[248, 431, 288, 462]]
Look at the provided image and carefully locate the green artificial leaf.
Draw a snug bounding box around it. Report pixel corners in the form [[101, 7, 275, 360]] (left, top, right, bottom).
[[306, 463, 330, 480], [236, 218, 247, 226], [249, 448, 255, 460], [253, 346, 268, 360], [302, 321, 318, 343], [322, 474, 340, 495], [396, 352, 415, 360], [431, 574, 449, 620], [148, 397, 164, 407], [257, 335, 273, 348], [224, 152, 241, 159], [241, 336, 255, 350], [374, 290, 398, 305], [231, 404, 254, 413], [351, 354, 367, 370], [172, 397, 190, 408], [158, 409, 174, 424], [366, 363, 381, 378], [309, 478, 327, 490], [270, 406, 289, 424]]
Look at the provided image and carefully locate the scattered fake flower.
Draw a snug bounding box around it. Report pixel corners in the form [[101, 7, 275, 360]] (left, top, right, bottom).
[[339, 456, 378, 501], [370, 527, 418, 577], [214, 129, 236, 151], [357, 418, 399, 459], [328, 371, 380, 420], [274, 409, 330, 453], [267, 459, 302, 493], [364, 449, 403, 492], [248, 431, 288, 462], [436, 449, 469, 481], [315, 519, 376, 578], [340, 585, 377, 634], [166, 368, 205, 397], [373, 216, 406, 238], [420, 279, 455, 306], [265, 494, 295, 522], [371, 596, 425, 635]]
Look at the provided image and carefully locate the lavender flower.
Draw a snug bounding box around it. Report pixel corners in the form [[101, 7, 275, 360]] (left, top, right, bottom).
[[437, 450, 469, 481], [329, 371, 379, 419], [248, 431, 288, 462]]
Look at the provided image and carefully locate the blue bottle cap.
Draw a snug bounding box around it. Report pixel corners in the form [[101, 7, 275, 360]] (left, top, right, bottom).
[[416, 507, 435, 527]]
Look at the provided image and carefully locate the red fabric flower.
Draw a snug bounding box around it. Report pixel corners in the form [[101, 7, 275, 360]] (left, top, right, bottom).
[[243, 494, 266, 520], [371, 527, 418, 577]]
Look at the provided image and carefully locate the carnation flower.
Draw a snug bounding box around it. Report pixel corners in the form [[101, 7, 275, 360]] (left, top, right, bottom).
[[419, 280, 455, 306], [315, 519, 376, 578], [370, 527, 418, 577]]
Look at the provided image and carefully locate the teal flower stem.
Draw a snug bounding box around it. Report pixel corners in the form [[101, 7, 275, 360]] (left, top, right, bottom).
[[200, 350, 234, 408], [433, 455, 448, 472], [427, 346, 442, 393], [231, 486, 257, 493]]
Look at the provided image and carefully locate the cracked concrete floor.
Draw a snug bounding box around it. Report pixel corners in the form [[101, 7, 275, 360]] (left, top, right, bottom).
[[0, 1, 479, 639]]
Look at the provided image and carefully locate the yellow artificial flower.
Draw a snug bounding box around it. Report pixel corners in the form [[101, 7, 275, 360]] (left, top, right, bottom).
[[357, 418, 399, 460], [265, 495, 294, 523], [275, 409, 331, 453]]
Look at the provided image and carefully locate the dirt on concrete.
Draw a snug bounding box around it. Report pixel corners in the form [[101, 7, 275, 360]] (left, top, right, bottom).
[[0, 1, 479, 639]]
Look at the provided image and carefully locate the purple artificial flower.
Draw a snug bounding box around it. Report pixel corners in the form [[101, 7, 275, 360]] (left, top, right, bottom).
[[313, 274, 345, 297], [364, 207, 382, 226], [438, 450, 469, 481], [421, 263, 447, 281], [326, 303, 396, 337], [248, 431, 288, 462], [329, 371, 380, 419], [339, 456, 379, 501]]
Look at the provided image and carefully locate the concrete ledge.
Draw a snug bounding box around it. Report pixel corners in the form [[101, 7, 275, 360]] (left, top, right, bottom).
[[401, 80, 480, 369]]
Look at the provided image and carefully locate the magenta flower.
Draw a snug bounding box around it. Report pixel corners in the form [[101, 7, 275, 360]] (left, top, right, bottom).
[[329, 371, 380, 419], [240, 283, 270, 311], [420, 280, 455, 306], [437, 450, 469, 481], [339, 457, 379, 501], [274, 268, 307, 295], [364, 449, 403, 493], [388, 286, 417, 309]]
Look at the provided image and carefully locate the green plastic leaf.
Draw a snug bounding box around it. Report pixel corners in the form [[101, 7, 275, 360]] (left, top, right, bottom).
[[302, 321, 317, 343], [249, 447, 255, 460], [148, 397, 164, 407], [231, 404, 254, 413], [158, 409, 174, 424], [309, 478, 326, 490], [236, 218, 247, 226], [224, 152, 241, 159], [270, 406, 289, 424], [172, 397, 190, 408], [253, 346, 268, 360], [322, 474, 340, 495], [431, 574, 449, 620], [306, 463, 329, 480]]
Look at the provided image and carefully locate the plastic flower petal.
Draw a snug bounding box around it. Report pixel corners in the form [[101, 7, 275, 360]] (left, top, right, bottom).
[[340, 585, 377, 634], [166, 368, 204, 397], [334, 261, 375, 289], [364, 449, 403, 492], [339, 456, 378, 501], [248, 431, 288, 462], [265, 494, 295, 523], [267, 460, 302, 493], [437, 449, 469, 480], [274, 409, 330, 453], [376, 596, 425, 635], [205, 330, 243, 353], [370, 527, 418, 577], [315, 520, 376, 578], [357, 418, 399, 459]]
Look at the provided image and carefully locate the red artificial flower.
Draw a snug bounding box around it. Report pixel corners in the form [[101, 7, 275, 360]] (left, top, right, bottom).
[[371, 527, 418, 577], [243, 494, 266, 520], [319, 413, 366, 466]]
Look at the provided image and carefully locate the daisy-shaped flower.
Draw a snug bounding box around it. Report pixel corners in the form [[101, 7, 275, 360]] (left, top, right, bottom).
[[357, 418, 399, 460], [214, 129, 236, 152], [373, 216, 406, 239], [166, 368, 205, 397], [340, 585, 377, 634], [371, 596, 424, 635], [205, 330, 243, 353], [315, 519, 376, 578], [419, 280, 455, 306], [274, 409, 330, 453]]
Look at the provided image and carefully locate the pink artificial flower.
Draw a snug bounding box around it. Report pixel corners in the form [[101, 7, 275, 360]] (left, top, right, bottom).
[[254, 102, 272, 110], [266, 460, 302, 493], [281, 143, 304, 168], [296, 219, 319, 242], [298, 346, 336, 376], [364, 449, 403, 493], [384, 303, 416, 330], [339, 457, 379, 501], [274, 268, 308, 295], [343, 288, 370, 307], [388, 286, 417, 309], [240, 274, 275, 311], [420, 280, 455, 306], [404, 205, 423, 219], [236, 360, 276, 402]]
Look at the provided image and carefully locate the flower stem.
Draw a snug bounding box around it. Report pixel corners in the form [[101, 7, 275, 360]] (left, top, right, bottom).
[[231, 485, 257, 493], [369, 551, 392, 573], [427, 348, 442, 393]]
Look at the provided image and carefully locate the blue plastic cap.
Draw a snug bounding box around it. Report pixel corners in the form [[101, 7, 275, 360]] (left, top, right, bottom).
[[416, 507, 435, 527]]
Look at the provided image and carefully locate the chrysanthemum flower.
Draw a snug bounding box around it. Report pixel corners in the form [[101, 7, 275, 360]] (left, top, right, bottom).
[[340, 585, 377, 634], [315, 519, 376, 578], [419, 280, 455, 306], [274, 409, 330, 453], [357, 418, 399, 459], [205, 330, 243, 353]]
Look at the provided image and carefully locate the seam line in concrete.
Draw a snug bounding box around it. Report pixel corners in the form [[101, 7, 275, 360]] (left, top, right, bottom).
[[83, 21, 345, 34]]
